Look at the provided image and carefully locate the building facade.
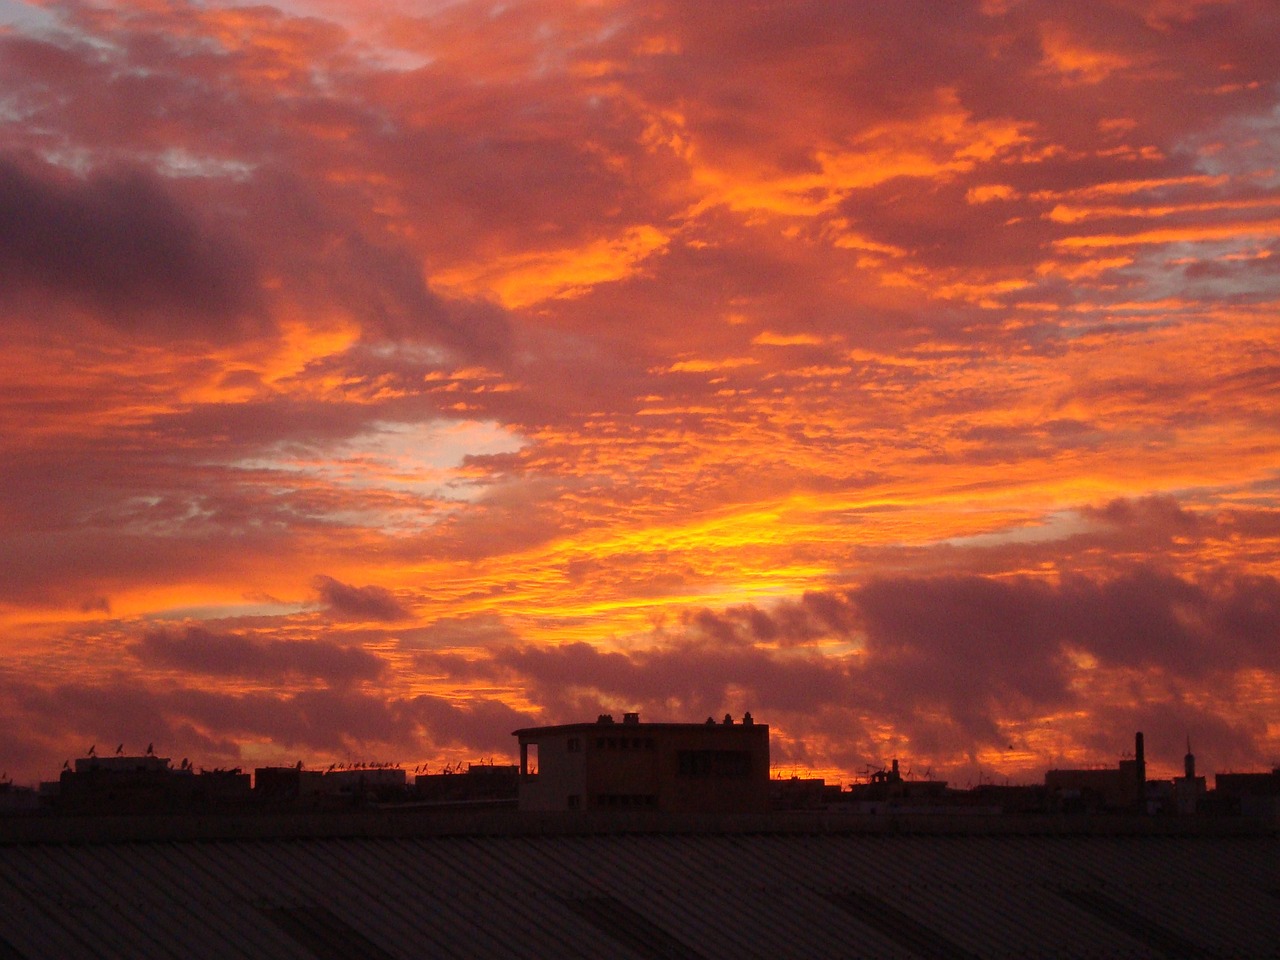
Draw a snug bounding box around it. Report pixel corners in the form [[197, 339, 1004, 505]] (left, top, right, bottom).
[[1045, 732, 1147, 812], [513, 713, 770, 814]]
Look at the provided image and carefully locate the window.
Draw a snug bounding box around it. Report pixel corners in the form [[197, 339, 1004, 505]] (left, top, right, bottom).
[[521, 742, 539, 778], [677, 749, 752, 778], [567, 737, 581, 753], [568, 794, 581, 809]]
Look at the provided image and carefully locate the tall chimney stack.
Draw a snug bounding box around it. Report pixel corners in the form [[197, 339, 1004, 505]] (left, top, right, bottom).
[[1135, 731, 1146, 804]]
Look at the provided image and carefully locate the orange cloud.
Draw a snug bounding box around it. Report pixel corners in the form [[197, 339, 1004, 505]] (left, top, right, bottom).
[[1038, 25, 1135, 84], [431, 226, 670, 308], [2, 0, 1279, 786]]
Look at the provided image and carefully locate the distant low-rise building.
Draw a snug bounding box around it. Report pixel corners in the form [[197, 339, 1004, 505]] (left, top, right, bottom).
[[56, 752, 250, 812], [253, 766, 327, 804], [771, 775, 842, 811], [415, 763, 518, 806], [847, 759, 950, 811], [0, 781, 38, 814], [255, 765, 408, 806], [1045, 732, 1147, 812], [322, 767, 407, 802], [513, 713, 770, 814], [1214, 766, 1280, 817]]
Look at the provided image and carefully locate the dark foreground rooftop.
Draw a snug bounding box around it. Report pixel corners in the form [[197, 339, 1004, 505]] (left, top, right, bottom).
[[1, 813, 1276, 959]]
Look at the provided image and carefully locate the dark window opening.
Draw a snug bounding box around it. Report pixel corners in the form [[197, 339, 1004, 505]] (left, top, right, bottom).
[[677, 749, 752, 778], [521, 742, 539, 778]]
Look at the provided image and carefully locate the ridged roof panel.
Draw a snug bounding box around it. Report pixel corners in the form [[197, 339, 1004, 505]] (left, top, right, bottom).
[[0, 832, 1275, 959]]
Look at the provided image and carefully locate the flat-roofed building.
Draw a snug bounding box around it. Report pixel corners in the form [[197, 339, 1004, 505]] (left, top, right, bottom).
[[1215, 766, 1280, 817], [513, 712, 769, 814], [1045, 732, 1147, 812]]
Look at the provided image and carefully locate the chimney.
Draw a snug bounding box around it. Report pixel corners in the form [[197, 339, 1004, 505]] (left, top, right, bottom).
[[1135, 731, 1146, 799], [623, 712, 640, 725]]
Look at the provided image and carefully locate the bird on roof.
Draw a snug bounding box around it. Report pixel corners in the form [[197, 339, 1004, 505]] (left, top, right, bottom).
[[146, 743, 154, 755]]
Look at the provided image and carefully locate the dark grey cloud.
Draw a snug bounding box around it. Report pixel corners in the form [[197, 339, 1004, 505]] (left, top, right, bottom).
[[132, 625, 386, 683], [0, 155, 263, 336], [494, 639, 855, 719], [312, 575, 410, 622]]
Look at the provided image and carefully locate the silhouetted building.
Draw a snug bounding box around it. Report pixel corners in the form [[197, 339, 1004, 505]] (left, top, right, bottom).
[[1171, 739, 1207, 815], [415, 763, 518, 805], [960, 784, 1048, 815], [55, 753, 250, 812], [254, 764, 407, 805], [1214, 766, 1280, 817], [253, 766, 327, 804], [770, 775, 843, 811], [513, 712, 770, 814], [1045, 732, 1147, 812], [847, 759, 950, 810], [58, 754, 188, 811], [0, 781, 38, 814], [191, 768, 253, 806], [321, 767, 407, 802]]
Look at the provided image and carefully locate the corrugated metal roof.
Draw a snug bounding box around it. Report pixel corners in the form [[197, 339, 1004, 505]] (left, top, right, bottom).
[[1, 830, 1276, 959]]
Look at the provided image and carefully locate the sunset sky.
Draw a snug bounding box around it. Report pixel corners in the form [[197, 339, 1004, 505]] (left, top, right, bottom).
[[2, 0, 1279, 787]]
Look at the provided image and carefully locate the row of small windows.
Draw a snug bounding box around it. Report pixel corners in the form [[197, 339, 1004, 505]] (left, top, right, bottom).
[[567, 736, 656, 752], [677, 749, 752, 779]]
